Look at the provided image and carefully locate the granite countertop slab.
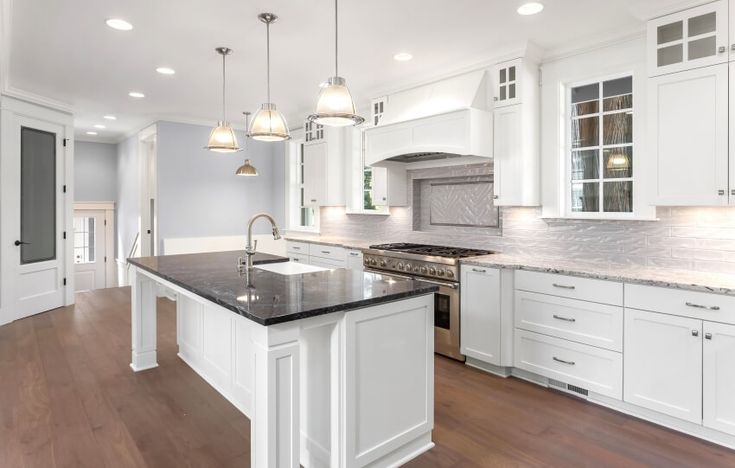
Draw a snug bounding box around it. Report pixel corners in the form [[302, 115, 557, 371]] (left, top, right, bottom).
[[462, 254, 735, 296], [127, 250, 438, 326]]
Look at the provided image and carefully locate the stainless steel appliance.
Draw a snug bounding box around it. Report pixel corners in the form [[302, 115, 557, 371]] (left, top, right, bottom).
[[362, 243, 495, 361]]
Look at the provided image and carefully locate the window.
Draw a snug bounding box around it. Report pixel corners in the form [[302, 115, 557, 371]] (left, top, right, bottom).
[[73, 216, 96, 264], [569, 76, 633, 215], [286, 135, 319, 231], [363, 166, 376, 210]]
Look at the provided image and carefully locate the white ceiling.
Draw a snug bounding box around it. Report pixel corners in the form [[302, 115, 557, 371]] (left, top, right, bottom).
[[4, 0, 690, 143]]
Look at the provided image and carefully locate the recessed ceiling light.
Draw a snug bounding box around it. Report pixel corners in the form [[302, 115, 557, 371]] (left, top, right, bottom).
[[105, 18, 133, 31], [128, 91, 145, 98], [517, 2, 544, 15], [103, 115, 117, 120], [156, 67, 176, 75], [393, 52, 413, 62], [86, 131, 98, 135], [93, 124, 106, 129]]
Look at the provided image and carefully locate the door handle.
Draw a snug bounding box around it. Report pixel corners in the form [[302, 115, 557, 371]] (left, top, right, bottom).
[[14, 240, 30, 246]]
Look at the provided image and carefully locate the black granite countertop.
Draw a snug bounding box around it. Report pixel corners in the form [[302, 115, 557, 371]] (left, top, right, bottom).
[[127, 250, 438, 326]]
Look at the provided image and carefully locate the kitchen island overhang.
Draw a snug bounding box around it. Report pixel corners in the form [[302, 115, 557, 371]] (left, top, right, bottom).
[[127, 251, 438, 468]]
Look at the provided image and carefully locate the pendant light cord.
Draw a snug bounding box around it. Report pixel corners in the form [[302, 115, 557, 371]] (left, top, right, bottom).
[[266, 20, 271, 104], [221, 52, 227, 122], [334, 0, 339, 77]]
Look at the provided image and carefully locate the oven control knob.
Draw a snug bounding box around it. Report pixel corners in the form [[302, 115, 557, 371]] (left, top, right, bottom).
[[446, 270, 455, 279], [379, 260, 387, 268], [397, 263, 404, 271], [437, 270, 445, 277], [420, 266, 428, 274], [429, 267, 436, 275], [414, 267, 420, 273], [369, 258, 377, 266]]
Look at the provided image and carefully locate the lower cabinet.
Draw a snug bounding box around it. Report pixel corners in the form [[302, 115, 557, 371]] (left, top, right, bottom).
[[460, 266, 502, 365], [703, 321, 735, 435], [624, 308, 703, 423], [346, 249, 363, 270]]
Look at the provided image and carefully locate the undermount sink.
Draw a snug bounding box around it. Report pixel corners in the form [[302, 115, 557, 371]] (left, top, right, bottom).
[[255, 261, 330, 276]]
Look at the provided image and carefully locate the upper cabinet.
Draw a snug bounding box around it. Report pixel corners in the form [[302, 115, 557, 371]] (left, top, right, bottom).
[[492, 56, 540, 206], [647, 0, 729, 77], [302, 125, 345, 207]]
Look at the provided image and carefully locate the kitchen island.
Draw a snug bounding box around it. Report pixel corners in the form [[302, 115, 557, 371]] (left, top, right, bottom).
[[127, 250, 438, 468]]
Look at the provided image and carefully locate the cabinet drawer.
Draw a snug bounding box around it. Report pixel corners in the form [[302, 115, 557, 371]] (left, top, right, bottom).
[[515, 270, 622, 306], [289, 253, 309, 264], [309, 257, 346, 269], [514, 329, 622, 399], [625, 284, 735, 325], [286, 241, 310, 255], [308, 244, 346, 262], [515, 291, 623, 352]]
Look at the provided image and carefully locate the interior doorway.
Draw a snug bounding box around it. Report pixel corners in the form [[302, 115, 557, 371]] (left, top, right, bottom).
[[73, 203, 115, 291], [139, 126, 157, 257]]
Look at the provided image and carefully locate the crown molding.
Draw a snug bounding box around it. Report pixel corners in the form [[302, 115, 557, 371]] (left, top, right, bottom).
[[541, 28, 646, 64], [629, 0, 712, 20], [2, 85, 74, 114]]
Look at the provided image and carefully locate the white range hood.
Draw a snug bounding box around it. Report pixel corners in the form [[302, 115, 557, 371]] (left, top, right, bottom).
[[365, 70, 492, 169]]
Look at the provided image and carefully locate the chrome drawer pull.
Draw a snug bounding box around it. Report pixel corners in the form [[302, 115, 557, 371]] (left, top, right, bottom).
[[321, 250, 331, 254], [349, 252, 359, 256], [553, 314, 576, 323], [685, 301, 720, 311], [553, 357, 575, 366], [292, 246, 301, 250], [472, 268, 487, 273], [552, 283, 576, 290]]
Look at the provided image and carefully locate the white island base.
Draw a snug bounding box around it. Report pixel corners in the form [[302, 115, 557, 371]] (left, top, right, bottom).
[[130, 267, 435, 468]]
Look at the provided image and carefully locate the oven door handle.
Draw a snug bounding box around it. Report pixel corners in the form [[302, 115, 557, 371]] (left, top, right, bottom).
[[364, 268, 458, 289]]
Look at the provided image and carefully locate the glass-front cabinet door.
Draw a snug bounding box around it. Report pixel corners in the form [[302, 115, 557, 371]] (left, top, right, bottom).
[[647, 0, 728, 77], [493, 58, 522, 108]]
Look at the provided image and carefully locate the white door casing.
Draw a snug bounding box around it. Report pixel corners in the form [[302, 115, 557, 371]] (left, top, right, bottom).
[[73, 208, 108, 291], [0, 97, 73, 325]]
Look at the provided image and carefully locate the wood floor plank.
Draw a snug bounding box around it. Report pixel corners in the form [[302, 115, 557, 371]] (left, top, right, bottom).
[[2, 286, 735, 468]]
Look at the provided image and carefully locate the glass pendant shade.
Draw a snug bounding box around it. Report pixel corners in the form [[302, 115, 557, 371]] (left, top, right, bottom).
[[207, 121, 240, 152], [309, 76, 364, 127], [235, 159, 258, 176], [249, 103, 290, 142]]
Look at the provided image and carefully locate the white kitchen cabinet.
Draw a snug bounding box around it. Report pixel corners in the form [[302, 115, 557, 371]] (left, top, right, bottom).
[[731, 62, 735, 204], [648, 63, 729, 206], [460, 266, 502, 365], [345, 249, 364, 270], [647, 0, 728, 77], [624, 308, 703, 423], [371, 165, 408, 207], [303, 126, 345, 207], [493, 58, 523, 108], [703, 321, 735, 436]]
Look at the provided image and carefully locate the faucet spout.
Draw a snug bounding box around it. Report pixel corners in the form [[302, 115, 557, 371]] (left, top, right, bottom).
[[244, 212, 282, 270]]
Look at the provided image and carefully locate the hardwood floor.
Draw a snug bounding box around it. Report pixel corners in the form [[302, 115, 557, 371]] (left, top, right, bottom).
[[0, 287, 733, 467]]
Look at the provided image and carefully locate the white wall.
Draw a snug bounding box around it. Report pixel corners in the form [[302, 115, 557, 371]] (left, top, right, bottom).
[[74, 140, 117, 202], [115, 132, 139, 262]]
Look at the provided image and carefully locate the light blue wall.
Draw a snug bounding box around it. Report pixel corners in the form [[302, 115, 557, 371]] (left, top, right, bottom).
[[156, 121, 285, 250], [74, 141, 117, 202]]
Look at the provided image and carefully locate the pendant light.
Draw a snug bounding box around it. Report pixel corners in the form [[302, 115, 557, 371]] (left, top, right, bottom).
[[248, 13, 290, 142], [206, 47, 241, 152], [236, 112, 258, 176], [307, 0, 364, 127]]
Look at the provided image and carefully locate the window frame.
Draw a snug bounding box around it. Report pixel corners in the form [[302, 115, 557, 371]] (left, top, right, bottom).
[[285, 132, 320, 233], [563, 71, 637, 220]]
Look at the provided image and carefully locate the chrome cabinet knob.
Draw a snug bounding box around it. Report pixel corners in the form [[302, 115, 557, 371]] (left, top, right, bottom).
[[718, 46, 727, 53], [692, 330, 699, 337], [732, 44, 735, 51], [705, 333, 713, 340]]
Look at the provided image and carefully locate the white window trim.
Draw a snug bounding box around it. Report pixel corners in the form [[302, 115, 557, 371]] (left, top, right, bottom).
[[285, 129, 320, 233]]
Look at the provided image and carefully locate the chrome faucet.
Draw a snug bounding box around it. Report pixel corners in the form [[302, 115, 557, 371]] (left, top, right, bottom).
[[243, 212, 282, 270]]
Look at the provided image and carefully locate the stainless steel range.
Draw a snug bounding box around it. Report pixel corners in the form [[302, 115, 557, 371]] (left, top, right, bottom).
[[363, 243, 495, 361]]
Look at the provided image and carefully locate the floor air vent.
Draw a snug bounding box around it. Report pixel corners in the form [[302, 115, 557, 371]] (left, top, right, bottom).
[[548, 379, 589, 398]]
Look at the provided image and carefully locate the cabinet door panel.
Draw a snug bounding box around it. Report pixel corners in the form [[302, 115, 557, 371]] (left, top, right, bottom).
[[703, 321, 735, 436], [303, 142, 327, 206], [649, 64, 728, 206], [460, 266, 501, 365], [624, 309, 702, 423], [731, 63, 735, 205], [493, 105, 521, 205]]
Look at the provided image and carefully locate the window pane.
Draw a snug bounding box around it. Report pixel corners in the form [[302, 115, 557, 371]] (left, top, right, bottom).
[[603, 95, 633, 112], [363, 168, 373, 190], [20, 127, 56, 264], [509, 83, 516, 99], [364, 190, 375, 210], [571, 83, 599, 103], [571, 150, 599, 180], [603, 181, 633, 212], [500, 85, 506, 100], [571, 182, 599, 212], [571, 116, 599, 148], [658, 44, 683, 67], [658, 21, 683, 44], [688, 12, 716, 37], [688, 35, 716, 60], [603, 147, 633, 178], [508, 66, 516, 81], [603, 113, 632, 145], [603, 76, 632, 97], [572, 100, 599, 117], [499, 68, 506, 84]]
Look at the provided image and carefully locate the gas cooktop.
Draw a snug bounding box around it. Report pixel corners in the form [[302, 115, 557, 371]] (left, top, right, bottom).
[[368, 243, 495, 259]]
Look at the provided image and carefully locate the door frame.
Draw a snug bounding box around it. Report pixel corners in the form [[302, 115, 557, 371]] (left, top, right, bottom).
[[0, 95, 74, 325], [73, 202, 116, 288], [138, 124, 157, 257]]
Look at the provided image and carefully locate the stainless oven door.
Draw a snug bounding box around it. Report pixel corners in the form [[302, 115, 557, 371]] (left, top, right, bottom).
[[365, 269, 464, 361]]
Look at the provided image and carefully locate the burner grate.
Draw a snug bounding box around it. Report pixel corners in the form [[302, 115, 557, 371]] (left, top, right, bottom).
[[369, 243, 494, 259]]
